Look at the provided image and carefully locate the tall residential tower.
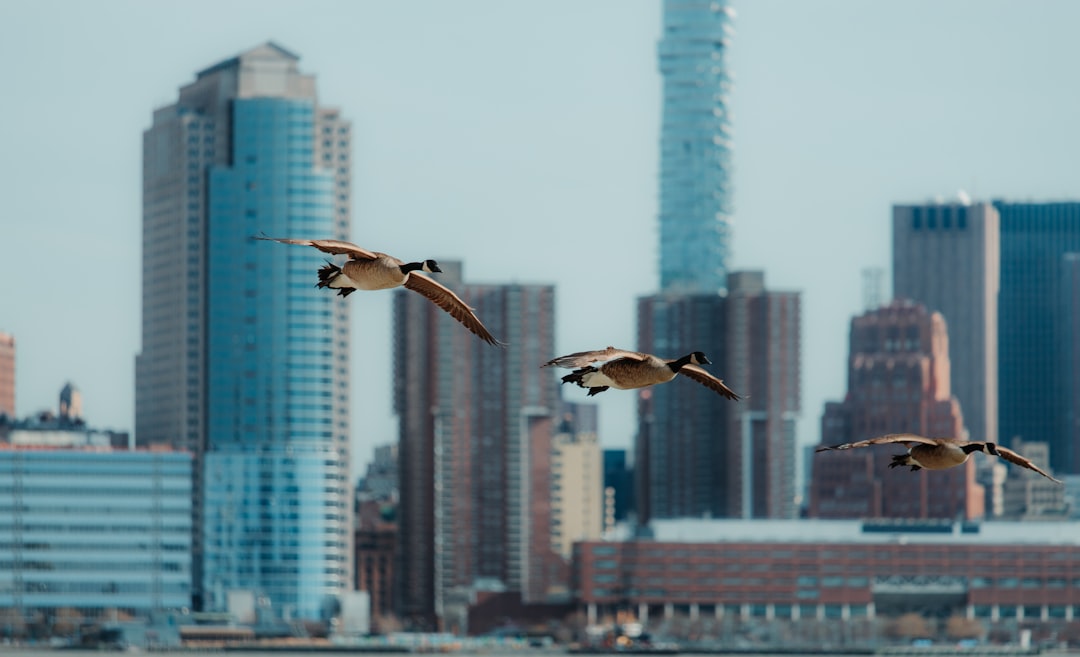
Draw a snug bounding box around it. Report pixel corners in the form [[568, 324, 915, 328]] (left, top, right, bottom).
[[137, 43, 352, 618], [657, 0, 735, 292], [393, 263, 559, 631], [636, 272, 800, 521]]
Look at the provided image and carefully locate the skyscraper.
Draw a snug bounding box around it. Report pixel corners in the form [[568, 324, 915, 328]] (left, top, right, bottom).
[[137, 42, 352, 617], [393, 262, 558, 630], [1064, 254, 1080, 475], [636, 292, 731, 521], [809, 300, 984, 520], [0, 332, 13, 419], [636, 272, 800, 521], [995, 201, 1080, 475], [893, 201, 999, 446], [724, 272, 801, 519], [657, 0, 735, 292]]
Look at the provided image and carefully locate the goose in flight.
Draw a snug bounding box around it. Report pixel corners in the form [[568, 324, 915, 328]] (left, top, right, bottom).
[[816, 433, 1062, 483], [542, 346, 740, 400], [254, 235, 504, 346]]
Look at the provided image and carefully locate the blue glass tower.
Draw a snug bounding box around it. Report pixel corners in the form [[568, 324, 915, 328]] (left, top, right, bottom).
[[657, 0, 735, 292], [138, 43, 352, 618], [995, 201, 1080, 475]]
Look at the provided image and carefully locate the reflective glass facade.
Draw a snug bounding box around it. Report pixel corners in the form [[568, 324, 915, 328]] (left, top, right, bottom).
[[0, 449, 192, 615], [657, 0, 735, 292], [203, 98, 351, 619], [140, 43, 352, 619], [995, 201, 1080, 475], [203, 446, 350, 620]]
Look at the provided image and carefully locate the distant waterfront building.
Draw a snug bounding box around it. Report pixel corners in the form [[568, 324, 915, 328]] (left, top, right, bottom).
[[138, 42, 352, 618], [0, 332, 13, 419], [810, 300, 983, 520], [893, 201, 999, 447], [636, 272, 800, 522], [359, 443, 399, 503], [393, 262, 558, 630], [1000, 438, 1066, 519], [994, 201, 1080, 475], [657, 0, 735, 292], [355, 498, 396, 633], [58, 382, 82, 422], [2, 384, 129, 448], [573, 518, 1080, 623], [602, 449, 634, 528], [550, 416, 603, 562], [0, 446, 192, 618]]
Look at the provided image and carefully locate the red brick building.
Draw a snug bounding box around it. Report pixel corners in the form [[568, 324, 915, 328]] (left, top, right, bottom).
[[810, 300, 983, 519], [572, 519, 1080, 623], [355, 499, 396, 632]]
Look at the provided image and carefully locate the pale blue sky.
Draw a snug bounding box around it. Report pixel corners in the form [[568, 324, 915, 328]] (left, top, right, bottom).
[[2, 1, 1079, 481]]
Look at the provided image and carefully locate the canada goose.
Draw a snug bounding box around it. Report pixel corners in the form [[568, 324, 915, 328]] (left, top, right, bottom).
[[816, 433, 1062, 483], [542, 346, 740, 400], [254, 235, 504, 346]]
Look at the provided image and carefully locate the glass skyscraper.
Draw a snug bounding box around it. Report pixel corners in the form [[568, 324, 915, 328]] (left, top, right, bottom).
[[657, 0, 735, 292], [137, 43, 352, 618], [995, 201, 1080, 475]]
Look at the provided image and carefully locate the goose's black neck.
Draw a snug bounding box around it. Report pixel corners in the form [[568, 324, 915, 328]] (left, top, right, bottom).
[[667, 354, 693, 373], [400, 261, 424, 274]]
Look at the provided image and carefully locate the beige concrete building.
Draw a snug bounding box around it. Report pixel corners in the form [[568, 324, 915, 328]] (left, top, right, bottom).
[[550, 428, 603, 560], [893, 201, 1000, 446]]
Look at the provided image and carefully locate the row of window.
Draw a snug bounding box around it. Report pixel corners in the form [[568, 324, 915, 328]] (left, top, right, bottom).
[[0, 524, 190, 533], [588, 545, 1080, 561], [0, 560, 187, 572], [594, 574, 871, 588], [0, 542, 189, 552], [4, 581, 190, 594]]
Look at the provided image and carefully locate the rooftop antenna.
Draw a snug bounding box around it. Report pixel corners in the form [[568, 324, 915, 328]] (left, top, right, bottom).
[[862, 267, 884, 312]]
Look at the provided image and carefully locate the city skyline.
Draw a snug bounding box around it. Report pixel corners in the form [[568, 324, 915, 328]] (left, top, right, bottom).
[[4, 2, 1080, 477]]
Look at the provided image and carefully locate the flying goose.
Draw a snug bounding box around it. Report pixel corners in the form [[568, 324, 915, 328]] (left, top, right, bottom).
[[542, 346, 740, 400], [816, 433, 1062, 483], [254, 235, 504, 346]]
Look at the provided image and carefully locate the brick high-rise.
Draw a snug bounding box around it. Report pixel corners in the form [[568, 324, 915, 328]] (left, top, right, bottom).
[[393, 262, 558, 630], [636, 272, 800, 521], [810, 300, 984, 520]]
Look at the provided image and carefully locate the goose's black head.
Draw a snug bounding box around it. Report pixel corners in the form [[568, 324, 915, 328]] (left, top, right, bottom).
[[423, 259, 442, 273], [961, 442, 999, 456], [689, 351, 711, 366]]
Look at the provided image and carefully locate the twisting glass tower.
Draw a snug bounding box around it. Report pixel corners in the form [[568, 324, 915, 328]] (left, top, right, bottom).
[[657, 0, 735, 293]]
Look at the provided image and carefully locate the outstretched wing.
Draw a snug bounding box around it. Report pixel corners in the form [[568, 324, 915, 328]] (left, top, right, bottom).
[[677, 364, 741, 401], [253, 235, 378, 260], [541, 347, 645, 369], [404, 273, 505, 347], [994, 446, 1063, 484], [816, 433, 940, 453]]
